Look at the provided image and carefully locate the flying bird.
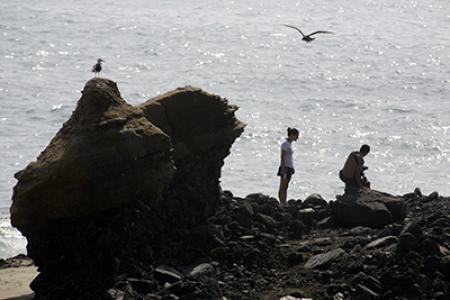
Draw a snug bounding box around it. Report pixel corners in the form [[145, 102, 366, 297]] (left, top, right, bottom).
[[283, 25, 333, 43], [92, 58, 104, 77]]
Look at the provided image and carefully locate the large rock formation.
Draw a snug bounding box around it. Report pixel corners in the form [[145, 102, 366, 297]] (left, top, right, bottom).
[[332, 189, 407, 228], [11, 79, 174, 226], [10, 78, 245, 299]]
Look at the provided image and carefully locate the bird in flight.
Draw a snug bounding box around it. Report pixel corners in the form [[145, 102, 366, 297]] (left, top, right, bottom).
[[92, 58, 104, 77], [282, 25, 333, 43]]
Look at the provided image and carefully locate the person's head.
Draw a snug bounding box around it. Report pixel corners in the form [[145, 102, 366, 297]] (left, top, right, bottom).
[[287, 127, 299, 141], [360, 144, 370, 156]]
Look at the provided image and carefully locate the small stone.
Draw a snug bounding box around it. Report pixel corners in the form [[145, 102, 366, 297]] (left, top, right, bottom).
[[413, 187, 422, 197], [420, 237, 440, 255], [127, 278, 155, 294], [303, 193, 327, 208], [107, 289, 126, 300], [432, 218, 449, 227], [161, 294, 180, 300], [287, 252, 304, 267], [304, 248, 346, 269], [187, 263, 215, 280], [154, 267, 182, 284], [434, 291, 448, 300], [400, 222, 423, 240], [316, 216, 335, 229], [439, 255, 450, 278], [397, 233, 418, 252], [376, 228, 391, 238], [240, 235, 255, 240], [428, 191, 439, 200], [288, 220, 305, 239], [255, 213, 278, 233], [365, 236, 398, 249]]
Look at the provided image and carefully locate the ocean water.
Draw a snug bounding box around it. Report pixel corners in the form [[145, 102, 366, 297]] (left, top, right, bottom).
[[0, 0, 449, 258]]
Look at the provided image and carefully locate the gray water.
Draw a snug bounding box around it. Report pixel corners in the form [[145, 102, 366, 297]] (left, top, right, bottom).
[[1, 0, 449, 258]]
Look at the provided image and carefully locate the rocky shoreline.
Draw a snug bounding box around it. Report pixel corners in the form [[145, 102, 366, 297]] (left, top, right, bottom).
[[7, 79, 450, 300], [4, 189, 450, 300]]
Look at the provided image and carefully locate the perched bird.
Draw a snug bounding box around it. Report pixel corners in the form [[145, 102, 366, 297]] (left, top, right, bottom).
[[92, 58, 104, 77], [283, 25, 333, 43]]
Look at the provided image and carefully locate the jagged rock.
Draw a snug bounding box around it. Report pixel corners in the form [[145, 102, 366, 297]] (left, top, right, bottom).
[[400, 222, 423, 240], [154, 267, 183, 284], [428, 191, 439, 200], [235, 201, 254, 229], [10, 79, 244, 299], [287, 220, 304, 239], [11, 79, 174, 227], [332, 190, 406, 228], [304, 248, 346, 269], [255, 213, 278, 233], [186, 263, 216, 280]]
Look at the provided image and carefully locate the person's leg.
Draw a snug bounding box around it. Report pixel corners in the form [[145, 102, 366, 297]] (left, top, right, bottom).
[[278, 177, 289, 205], [347, 178, 360, 195]]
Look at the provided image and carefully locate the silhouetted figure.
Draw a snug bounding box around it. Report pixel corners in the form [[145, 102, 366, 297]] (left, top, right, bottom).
[[92, 59, 104, 77], [339, 144, 371, 195], [283, 25, 333, 43]]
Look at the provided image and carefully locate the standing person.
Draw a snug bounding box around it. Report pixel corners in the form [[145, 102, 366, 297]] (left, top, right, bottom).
[[278, 127, 299, 205], [339, 144, 371, 195]]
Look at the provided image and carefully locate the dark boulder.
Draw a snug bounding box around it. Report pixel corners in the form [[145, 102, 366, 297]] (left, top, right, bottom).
[[10, 79, 245, 299], [304, 248, 346, 269], [332, 190, 407, 228], [302, 193, 327, 208]]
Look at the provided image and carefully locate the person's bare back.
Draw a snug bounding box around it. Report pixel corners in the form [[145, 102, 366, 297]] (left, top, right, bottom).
[[342, 151, 363, 179], [339, 145, 370, 195]]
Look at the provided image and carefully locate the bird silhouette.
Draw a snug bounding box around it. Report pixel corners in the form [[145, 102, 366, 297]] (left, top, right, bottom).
[[92, 58, 104, 77], [283, 25, 333, 43]]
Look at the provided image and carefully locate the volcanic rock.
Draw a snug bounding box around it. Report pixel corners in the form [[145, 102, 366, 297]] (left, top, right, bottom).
[[332, 190, 406, 228], [10, 78, 245, 299], [304, 248, 346, 269], [302, 193, 327, 208], [11, 79, 174, 227]]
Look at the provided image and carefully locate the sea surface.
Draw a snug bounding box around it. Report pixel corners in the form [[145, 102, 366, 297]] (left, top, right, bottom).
[[0, 0, 449, 258]]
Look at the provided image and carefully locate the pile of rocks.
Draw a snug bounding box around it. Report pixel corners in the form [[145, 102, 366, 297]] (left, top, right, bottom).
[[101, 189, 450, 300]]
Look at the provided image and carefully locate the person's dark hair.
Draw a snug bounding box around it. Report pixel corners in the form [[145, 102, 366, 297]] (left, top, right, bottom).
[[360, 144, 370, 154], [287, 127, 299, 137]]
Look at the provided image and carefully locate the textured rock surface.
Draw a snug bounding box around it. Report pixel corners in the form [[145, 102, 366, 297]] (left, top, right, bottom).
[[11, 79, 174, 227], [332, 189, 407, 228], [10, 78, 245, 299]]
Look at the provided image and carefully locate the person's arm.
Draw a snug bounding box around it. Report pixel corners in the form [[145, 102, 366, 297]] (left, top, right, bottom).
[[280, 150, 286, 169], [354, 155, 365, 188], [354, 166, 363, 188]]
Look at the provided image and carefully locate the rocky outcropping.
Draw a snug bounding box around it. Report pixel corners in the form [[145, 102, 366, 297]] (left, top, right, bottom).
[[11, 79, 174, 226], [332, 189, 407, 228], [10, 78, 245, 299], [8, 78, 450, 300]]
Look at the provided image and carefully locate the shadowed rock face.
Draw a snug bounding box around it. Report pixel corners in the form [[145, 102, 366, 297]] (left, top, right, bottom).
[[139, 86, 245, 218], [332, 189, 407, 228], [10, 78, 245, 299], [11, 79, 174, 227]]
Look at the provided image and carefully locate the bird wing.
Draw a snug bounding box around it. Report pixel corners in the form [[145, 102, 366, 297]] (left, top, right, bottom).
[[282, 24, 305, 37], [308, 30, 334, 37]]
